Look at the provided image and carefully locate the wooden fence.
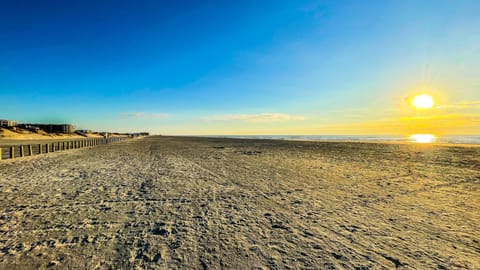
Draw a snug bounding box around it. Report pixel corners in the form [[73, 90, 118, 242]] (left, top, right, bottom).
[[0, 137, 129, 161]]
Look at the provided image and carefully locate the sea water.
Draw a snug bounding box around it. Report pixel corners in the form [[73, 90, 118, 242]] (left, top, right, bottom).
[[210, 135, 480, 145]]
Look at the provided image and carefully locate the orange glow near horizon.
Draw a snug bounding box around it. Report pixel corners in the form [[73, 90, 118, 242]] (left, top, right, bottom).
[[412, 94, 435, 109]]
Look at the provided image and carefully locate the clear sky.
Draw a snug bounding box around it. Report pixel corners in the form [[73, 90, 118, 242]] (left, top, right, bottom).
[[1, 0, 479, 135]]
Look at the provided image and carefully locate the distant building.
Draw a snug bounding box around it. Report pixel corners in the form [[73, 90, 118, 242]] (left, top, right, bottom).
[[0, 119, 17, 127], [25, 124, 76, 134], [17, 124, 40, 131]]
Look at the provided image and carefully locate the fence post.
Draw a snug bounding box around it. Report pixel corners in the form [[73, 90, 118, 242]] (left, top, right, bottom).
[[20, 146, 25, 157], [0, 148, 2, 160], [39, 144, 42, 154], [10, 146, 15, 159], [29, 145, 33, 156], [46, 144, 49, 153]]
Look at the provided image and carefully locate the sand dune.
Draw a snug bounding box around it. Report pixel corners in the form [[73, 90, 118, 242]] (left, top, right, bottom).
[[0, 128, 105, 141], [0, 136, 479, 269]]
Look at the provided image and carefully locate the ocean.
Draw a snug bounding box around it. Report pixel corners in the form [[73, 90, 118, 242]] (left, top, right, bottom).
[[209, 135, 480, 145]]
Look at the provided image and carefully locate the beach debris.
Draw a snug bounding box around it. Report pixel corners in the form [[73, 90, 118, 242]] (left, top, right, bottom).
[[237, 150, 263, 155]]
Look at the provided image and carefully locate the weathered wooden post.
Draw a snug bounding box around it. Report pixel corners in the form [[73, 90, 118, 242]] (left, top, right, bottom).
[[46, 144, 49, 153], [0, 148, 2, 160], [20, 146, 24, 157], [38, 144, 42, 154], [29, 145, 33, 156], [10, 146, 15, 159]]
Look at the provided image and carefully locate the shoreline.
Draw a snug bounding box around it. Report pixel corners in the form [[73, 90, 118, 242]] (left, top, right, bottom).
[[1, 136, 478, 269], [171, 135, 480, 148]]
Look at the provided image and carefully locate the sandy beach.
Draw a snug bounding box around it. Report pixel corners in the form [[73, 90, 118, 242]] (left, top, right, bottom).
[[0, 136, 478, 269]]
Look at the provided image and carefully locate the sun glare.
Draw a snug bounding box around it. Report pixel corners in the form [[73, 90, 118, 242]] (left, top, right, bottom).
[[410, 134, 436, 143], [412, 94, 434, 109]]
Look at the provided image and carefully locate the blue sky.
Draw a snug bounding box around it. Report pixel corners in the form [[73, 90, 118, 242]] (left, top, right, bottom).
[[1, 0, 479, 135]]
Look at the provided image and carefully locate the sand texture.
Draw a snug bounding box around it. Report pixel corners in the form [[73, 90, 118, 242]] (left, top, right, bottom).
[[0, 136, 479, 269]]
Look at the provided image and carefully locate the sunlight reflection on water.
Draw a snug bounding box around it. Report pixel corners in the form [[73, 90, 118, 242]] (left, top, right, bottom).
[[409, 134, 436, 143]]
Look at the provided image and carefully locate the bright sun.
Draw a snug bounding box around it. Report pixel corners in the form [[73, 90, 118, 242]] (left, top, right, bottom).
[[412, 94, 435, 109]]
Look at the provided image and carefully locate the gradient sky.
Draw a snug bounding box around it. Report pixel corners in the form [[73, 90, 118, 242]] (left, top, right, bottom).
[[1, 0, 479, 135]]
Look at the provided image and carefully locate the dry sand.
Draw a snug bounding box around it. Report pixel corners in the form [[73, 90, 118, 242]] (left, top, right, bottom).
[[0, 136, 478, 269]]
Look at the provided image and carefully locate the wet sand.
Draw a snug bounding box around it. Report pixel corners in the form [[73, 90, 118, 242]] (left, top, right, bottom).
[[0, 136, 479, 269]]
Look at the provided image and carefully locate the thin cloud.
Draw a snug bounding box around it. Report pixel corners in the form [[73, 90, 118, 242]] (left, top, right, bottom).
[[120, 112, 170, 119], [203, 113, 305, 122], [436, 101, 480, 109]]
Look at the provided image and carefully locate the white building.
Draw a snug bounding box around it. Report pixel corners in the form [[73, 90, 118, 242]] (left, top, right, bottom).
[[0, 119, 17, 127]]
